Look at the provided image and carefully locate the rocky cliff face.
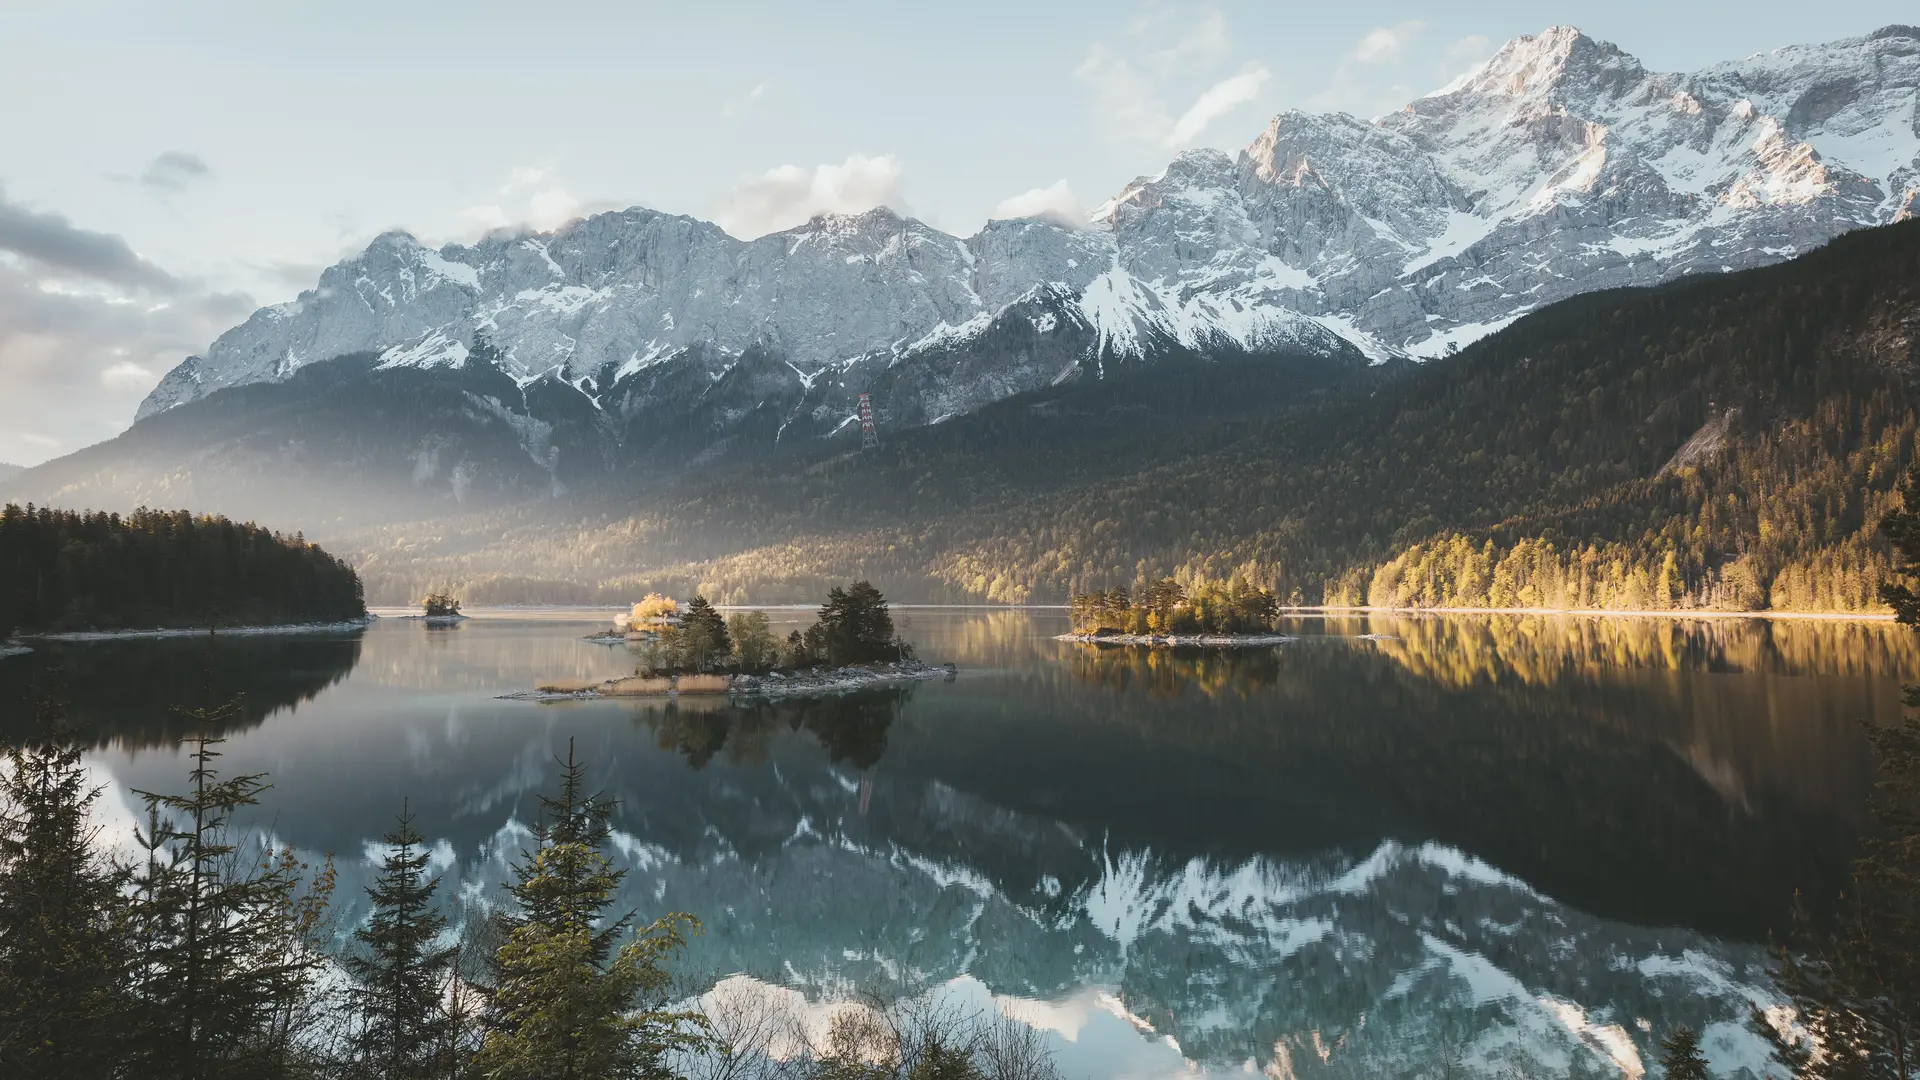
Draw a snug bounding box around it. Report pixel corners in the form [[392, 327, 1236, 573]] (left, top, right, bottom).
[[136, 24, 1920, 464]]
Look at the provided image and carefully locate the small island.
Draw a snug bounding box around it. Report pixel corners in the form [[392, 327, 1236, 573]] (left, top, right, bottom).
[[510, 581, 957, 701], [0, 503, 367, 642], [396, 592, 468, 625], [1060, 577, 1294, 646]]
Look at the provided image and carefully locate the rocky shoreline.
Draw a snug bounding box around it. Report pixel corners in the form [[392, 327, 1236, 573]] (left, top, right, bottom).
[[500, 659, 958, 703], [397, 614, 468, 626], [1057, 632, 1297, 647]]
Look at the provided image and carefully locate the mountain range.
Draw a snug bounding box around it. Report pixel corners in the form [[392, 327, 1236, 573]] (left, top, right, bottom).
[[7, 23, 1920, 608], [131, 25, 1920, 450]]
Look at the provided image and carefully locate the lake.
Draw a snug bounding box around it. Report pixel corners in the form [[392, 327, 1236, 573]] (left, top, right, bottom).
[[2, 608, 1910, 1078]]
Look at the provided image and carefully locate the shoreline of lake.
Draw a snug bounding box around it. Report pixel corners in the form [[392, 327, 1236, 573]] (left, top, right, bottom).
[[1295, 605, 1897, 621], [1059, 632, 1299, 646], [500, 659, 958, 703], [25, 614, 376, 642]]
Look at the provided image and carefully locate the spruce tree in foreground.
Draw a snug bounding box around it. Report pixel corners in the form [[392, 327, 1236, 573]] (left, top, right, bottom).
[[345, 804, 459, 1080], [1658, 1026, 1710, 1080], [474, 740, 707, 1080], [0, 701, 131, 1078], [126, 703, 336, 1080]]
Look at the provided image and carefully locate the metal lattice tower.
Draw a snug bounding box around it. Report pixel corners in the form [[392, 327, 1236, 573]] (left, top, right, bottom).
[[859, 392, 878, 449]]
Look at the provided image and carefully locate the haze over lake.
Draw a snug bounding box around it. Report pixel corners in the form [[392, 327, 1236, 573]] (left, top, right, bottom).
[[3, 608, 1906, 1078]]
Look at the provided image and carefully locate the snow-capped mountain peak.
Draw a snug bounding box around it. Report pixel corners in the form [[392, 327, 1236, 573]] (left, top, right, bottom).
[[1442, 25, 1642, 103]]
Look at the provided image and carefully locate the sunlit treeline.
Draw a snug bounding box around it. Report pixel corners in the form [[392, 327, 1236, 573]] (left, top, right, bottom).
[[1327, 532, 1894, 614]]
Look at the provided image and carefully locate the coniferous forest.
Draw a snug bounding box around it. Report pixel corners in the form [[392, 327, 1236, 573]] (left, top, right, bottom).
[[0, 505, 365, 637]]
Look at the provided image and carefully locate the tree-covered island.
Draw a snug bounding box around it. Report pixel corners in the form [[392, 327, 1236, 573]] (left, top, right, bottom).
[[523, 582, 951, 701], [1066, 576, 1283, 643]]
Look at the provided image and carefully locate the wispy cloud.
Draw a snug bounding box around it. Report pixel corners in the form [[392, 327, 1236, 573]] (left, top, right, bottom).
[[140, 151, 211, 192], [711, 153, 907, 239], [1169, 68, 1270, 146], [1437, 34, 1494, 86], [1353, 21, 1426, 65], [723, 82, 771, 118], [1308, 21, 1435, 118]]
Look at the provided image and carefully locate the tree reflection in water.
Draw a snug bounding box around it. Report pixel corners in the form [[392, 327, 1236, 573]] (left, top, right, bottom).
[[1039, 614, 1901, 939], [634, 688, 907, 774], [0, 633, 364, 749]]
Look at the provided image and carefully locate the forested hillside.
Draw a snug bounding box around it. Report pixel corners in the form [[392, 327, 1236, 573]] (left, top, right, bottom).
[[339, 219, 1920, 613], [0, 505, 365, 635]]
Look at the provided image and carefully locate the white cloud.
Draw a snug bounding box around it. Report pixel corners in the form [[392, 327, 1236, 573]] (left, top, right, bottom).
[[1169, 67, 1271, 146], [461, 167, 587, 234], [501, 167, 554, 194], [723, 82, 771, 118], [711, 154, 906, 240], [528, 187, 581, 225], [1353, 21, 1426, 65], [990, 180, 1086, 224], [100, 360, 153, 388]]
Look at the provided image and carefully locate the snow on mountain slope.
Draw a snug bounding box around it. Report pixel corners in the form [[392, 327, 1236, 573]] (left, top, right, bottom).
[[138, 23, 1920, 448]]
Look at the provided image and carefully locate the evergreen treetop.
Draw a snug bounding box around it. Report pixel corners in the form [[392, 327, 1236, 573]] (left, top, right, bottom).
[[1658, 1025, 1711, 1080], [344, 803, 459, 1080], [477, 739, 708, 1079]]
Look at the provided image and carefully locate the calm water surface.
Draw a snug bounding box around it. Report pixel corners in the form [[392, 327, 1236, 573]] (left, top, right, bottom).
[[3, 609, 1910, 1078]]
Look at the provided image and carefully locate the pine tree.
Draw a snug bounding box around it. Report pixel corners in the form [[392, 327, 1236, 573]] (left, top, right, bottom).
[[0, 699, 132, 1078], [474, 740, 707, 1080], [345, 804, 458, 1080], [125, 702, 336, 1080], [678, 596, 731, 672], [815, 582, 900, 665], [1658, 1026, 1711, 1080]]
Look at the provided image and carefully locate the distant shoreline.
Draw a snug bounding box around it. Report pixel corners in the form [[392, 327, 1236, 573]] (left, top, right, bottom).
[[373, 603, 1898, 623], [1287, 606, 1897, 622], [24, 614, 376, 642]]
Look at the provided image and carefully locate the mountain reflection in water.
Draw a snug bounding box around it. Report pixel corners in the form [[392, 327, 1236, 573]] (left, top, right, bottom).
[[21, 610, 1911, 1078]]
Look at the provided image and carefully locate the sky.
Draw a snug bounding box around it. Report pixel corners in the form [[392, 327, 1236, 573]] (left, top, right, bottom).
[[0, 1, 1914, 467]]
